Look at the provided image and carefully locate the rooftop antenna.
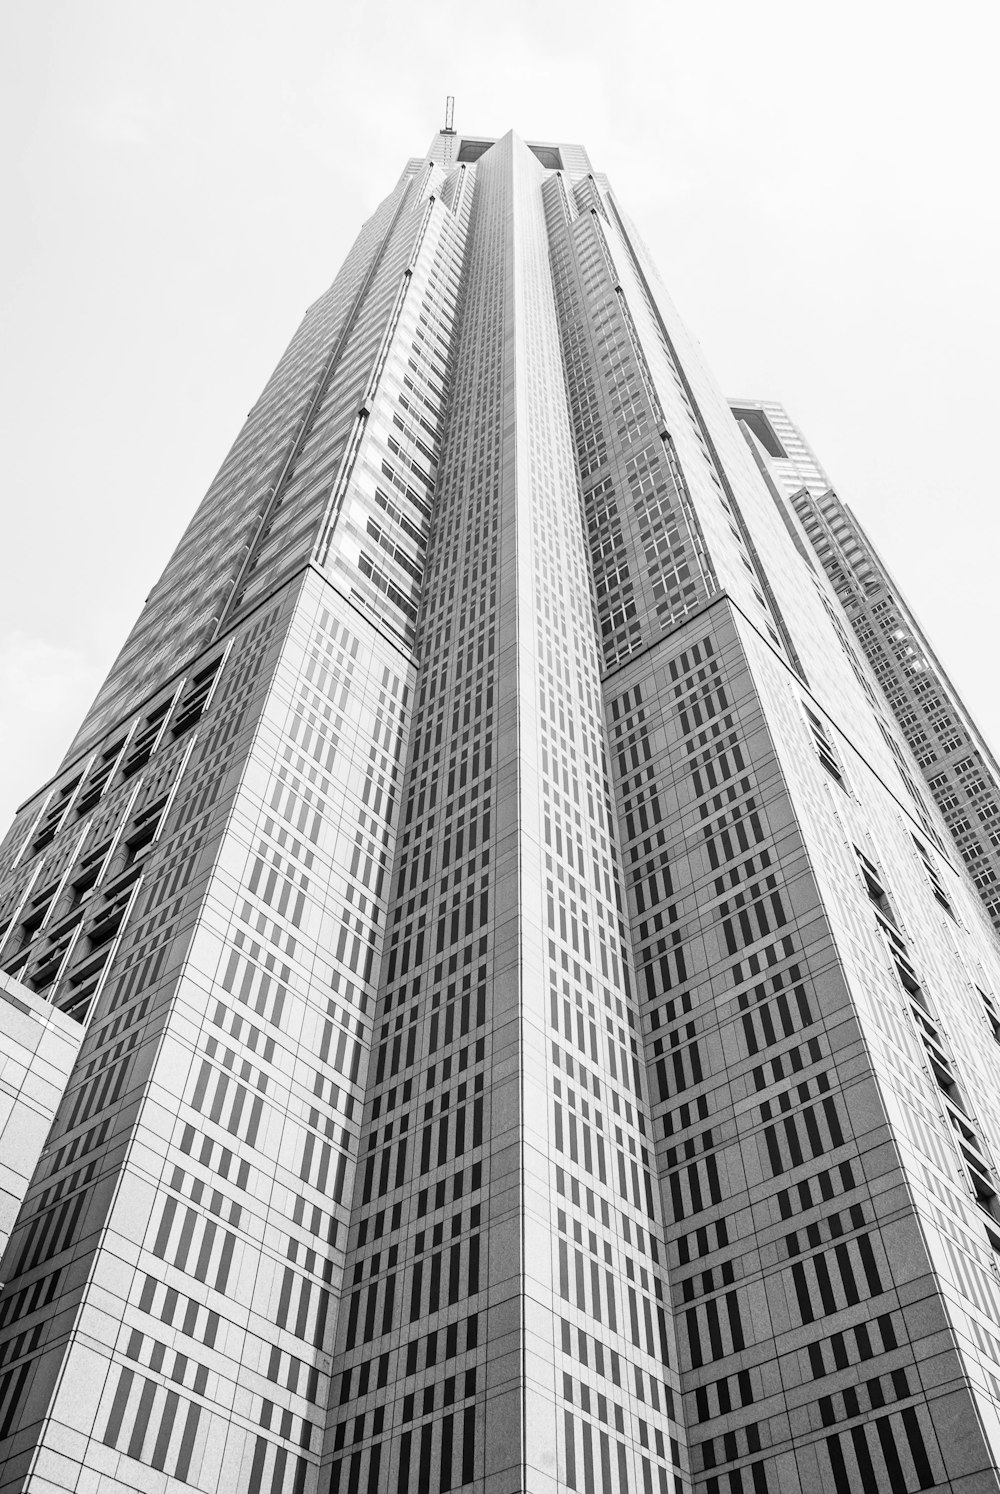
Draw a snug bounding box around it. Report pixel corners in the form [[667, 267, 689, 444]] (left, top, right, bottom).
[[443, 96, 455, 134]]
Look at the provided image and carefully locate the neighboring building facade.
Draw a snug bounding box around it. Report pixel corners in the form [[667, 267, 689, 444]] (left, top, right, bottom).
[[2, 128, 1000, 1493], [733, 397, 1000, 938], [0, 974, 83, 1271]]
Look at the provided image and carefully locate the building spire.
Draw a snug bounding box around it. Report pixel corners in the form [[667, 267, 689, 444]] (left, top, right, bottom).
[[443, 94, 455, 134]]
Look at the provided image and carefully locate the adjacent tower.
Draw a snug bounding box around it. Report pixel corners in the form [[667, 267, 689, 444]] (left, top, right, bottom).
[[2, 125, 1000, 1494], [733, 396, 1000, 938]]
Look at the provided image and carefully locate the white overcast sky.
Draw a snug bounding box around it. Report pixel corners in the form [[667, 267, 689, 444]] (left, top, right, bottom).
[[1, 0, 998, 829]]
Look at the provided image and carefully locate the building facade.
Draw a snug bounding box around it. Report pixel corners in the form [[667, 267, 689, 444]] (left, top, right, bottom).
[[732, 397, 1000, 939], [1, 127, 1000, 1493]]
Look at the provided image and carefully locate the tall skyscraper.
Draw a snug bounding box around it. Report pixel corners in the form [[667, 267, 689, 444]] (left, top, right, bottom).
[[2, 123, 1000, 1493], [732, 397, 1000, 938]]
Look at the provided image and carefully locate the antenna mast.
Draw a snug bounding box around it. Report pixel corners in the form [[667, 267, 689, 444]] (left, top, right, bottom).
[[443, 96, 455, 134]]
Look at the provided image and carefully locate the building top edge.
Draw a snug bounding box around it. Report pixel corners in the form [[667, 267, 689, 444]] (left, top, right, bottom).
[[424, 128, 593, 173]]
